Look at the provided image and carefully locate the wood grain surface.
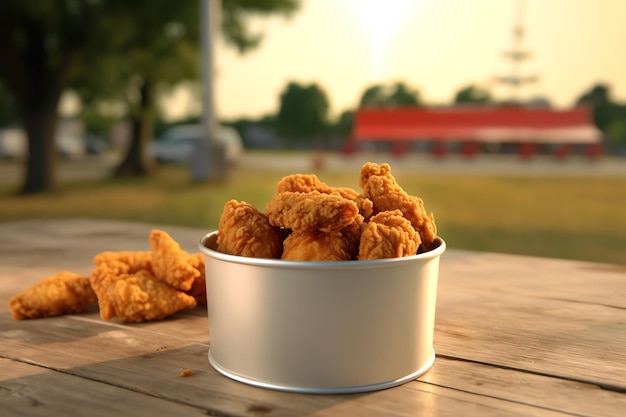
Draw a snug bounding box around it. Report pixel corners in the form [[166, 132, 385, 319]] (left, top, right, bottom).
[[1, 219, 624, 417]]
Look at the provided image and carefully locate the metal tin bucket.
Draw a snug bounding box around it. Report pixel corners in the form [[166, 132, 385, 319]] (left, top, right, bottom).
[[199, 231, 445, 394]]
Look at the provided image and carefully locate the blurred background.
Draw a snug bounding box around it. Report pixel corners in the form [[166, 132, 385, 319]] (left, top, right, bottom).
[[0, 0, 625, 265]]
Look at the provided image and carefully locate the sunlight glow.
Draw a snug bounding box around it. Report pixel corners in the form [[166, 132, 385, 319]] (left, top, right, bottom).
[[346, 0, 424, 78]]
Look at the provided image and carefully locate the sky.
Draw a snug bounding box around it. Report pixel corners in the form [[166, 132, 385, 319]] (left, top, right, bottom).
[[163, 0, 626, 121]]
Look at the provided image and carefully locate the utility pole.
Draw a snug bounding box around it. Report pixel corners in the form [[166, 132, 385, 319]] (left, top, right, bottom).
[[190, 0, 227, 182]]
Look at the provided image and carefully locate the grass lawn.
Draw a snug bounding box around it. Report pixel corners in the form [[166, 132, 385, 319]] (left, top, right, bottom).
[[1, 160, 625, 265]]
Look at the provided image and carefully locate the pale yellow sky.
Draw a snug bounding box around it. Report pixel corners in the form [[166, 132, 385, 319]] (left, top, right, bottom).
[[170, 0, 626, 121]]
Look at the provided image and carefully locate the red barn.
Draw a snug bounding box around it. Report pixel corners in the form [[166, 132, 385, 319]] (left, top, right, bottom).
[[348, 106, 603, 159]]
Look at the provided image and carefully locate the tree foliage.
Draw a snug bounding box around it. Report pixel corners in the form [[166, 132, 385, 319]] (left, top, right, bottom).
[[359, 82, 421, 108], [0, 0, 302, 193], [75, 0, 301, 177], [0, 0, 118, 193], [454, 84, 492, 104], [0, 81, 19, 126], [222, 0, 300, 53], [74, 0, 203, 177], [276, 82, 330, 143], [576, 83, 626, 148]]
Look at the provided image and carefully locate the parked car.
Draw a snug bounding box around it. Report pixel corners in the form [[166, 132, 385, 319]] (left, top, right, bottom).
[[56, 133, 86, 158], [150, 124, 243, 164], [0, 128, 27, 159], [0, 128, 88, 159], [83, 133, 110, 155]]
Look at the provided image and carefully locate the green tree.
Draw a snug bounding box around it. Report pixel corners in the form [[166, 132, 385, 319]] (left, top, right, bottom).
[[0, 0, 114, 193], [359, 82, 421, 108], [73, 0, 202, 177], [576, 83, 614, 133], [276, 82, 330, 145], [76, 0, 300, 178], [360, 85, 387, 108], [0, 81, 19, 126], [605, 116, 626, 150], [335, 110, 355, 137], [454, 84, 492, 104], [0, 0, 300, 193], [222, 0, 300, 52], [576, 83, 626, 152]]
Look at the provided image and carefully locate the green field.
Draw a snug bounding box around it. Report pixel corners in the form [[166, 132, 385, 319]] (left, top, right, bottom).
[[1, 161, 625, 265]]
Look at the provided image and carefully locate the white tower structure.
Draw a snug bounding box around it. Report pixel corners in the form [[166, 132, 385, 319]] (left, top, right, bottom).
[[494, 0, 538, 103]]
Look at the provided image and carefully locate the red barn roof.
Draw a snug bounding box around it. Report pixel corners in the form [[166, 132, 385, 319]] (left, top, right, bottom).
[[352, 107, 602, 144]]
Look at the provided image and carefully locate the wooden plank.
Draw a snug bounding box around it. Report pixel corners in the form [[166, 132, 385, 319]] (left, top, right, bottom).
[[423, 357, 626, 417], [2, 219, 626, 416], [440, 251, 626, 307], [1, 310, 623, 417], [0, 219, 207, 274], [435, 254, 626, 391], [0, 323, 571, 417], [0, 359, 210, 417]]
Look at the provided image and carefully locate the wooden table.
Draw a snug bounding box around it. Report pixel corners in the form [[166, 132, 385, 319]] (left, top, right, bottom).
[[1, 219, 625, 416]]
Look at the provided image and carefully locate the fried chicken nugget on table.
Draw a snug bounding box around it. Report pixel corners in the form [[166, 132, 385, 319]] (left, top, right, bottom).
[[93, 251, 153, 273], [9, 271, 97, 320], [103, 270, 197, 323], [149, 230, 200, 292], [186, 252, 207, 305], [90, 251, 153, 320]]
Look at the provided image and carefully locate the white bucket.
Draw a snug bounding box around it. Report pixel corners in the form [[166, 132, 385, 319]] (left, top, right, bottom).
[[199, 231, 445, 394]]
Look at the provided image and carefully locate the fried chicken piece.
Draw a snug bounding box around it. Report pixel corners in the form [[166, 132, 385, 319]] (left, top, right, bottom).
[[359, 162, 437, 250], [90, 263, 125, 320], [358, 210, 421, 260], [281, 211, 365, 261], [277, 173, 360, 201], [266, 191, 359, 233], [103, 270, 197, 323], [149, 230, 200, 291], [186, 253, 207, 305], [341, 216, 366, 259], [9, 271, 97, 320], [282, 230, 355, 261], [90, 251, 154, 321], [93, 251, 153, 272], [354, 194, 374, 222], [216, 200, 284, 258], [90, 251, 152, 296]]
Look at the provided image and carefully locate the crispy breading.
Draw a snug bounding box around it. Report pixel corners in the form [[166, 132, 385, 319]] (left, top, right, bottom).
[[276, 173, 360, 201], [266, 191, 359, 233], [216, 200, 284, 259], [354, 194, 374, 221], [103, 270, 197, 323], [359, 162, 437, 249], [149, 230, 199, 291], [282, 230, 354, 261], [9, 271, 97, 320], [90, 251, 154, 321], [358, 210, 421, 260], [186, 252, 207, 305], [93, 251, 152, 272]]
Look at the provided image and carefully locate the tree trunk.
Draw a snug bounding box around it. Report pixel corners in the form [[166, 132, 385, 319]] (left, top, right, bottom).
[[0, 9, 81, 194], [21, 104, 59, 194], [114, 78, 156, 177]]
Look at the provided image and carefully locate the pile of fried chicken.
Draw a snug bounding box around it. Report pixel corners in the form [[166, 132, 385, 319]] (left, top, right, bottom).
[[9, 162, 438, 323], [216, 162, 438, 261], [9, 230, 205, 323]]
